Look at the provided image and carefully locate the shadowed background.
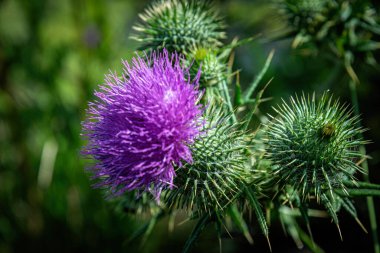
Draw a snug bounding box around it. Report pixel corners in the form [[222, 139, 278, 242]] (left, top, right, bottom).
[[0, 0, 379, 252]]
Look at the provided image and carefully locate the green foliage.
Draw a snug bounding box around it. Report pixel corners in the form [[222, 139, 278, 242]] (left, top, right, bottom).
[[279, 0, 380, 81], [0, 0, 140, 252], [132, 0, 225, 53]]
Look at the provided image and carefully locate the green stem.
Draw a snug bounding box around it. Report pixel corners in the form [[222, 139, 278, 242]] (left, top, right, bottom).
[[243, 50, 274, 102], [349, 80, 379, 253], [343, 181, 380, 190], [335, 188, 380, 197]]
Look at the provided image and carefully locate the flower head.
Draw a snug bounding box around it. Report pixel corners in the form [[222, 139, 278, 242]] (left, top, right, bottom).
[[82, 50, 203, 200], [132, 0, 225, 54], [265, 92, 367, 201]]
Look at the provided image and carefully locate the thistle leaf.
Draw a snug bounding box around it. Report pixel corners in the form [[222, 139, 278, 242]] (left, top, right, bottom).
[[227, 204, 254, 244], [183, 214, 211, 253], [245, 186, 269, 239]]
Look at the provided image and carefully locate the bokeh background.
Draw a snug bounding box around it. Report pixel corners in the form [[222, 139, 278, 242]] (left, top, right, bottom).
[[0, 0, 379, 252]]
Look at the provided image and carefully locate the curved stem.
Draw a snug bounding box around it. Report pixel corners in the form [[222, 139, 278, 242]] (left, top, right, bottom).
[[349, 80, 379, 253]]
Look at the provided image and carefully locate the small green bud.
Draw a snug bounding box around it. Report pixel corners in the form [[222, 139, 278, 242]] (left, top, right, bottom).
[[188, 48, 226, 87]]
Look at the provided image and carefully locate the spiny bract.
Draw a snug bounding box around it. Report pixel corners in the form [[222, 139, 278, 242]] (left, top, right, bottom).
[[164, 107, 254, 216], [265, 92, 367, 201], [132, 0, 225, 54]]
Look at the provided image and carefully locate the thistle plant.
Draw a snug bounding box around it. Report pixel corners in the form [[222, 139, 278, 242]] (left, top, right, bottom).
[[81, 49, 203, 200], [132, 0, 225, 54], [79, 0, 380, 252], [164, 106, 254, 216], [265, 92, 367, 201]]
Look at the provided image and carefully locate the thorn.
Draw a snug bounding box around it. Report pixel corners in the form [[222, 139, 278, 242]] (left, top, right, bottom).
[[228, 51, 235, 69], [337, 224, 343, 241], [245, 231, 254, 245], [221, 222, 233, 239], [266, 236, 272, 252], [178, 218, 191, 226], [219, 236, 222, 253], [306, 223, 315, 249], [355, 217, 368, 234], [345, 64, 360, 85]]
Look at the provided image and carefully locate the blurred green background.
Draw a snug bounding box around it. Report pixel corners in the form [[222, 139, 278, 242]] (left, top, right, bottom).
[[1, 0, 379, 252]]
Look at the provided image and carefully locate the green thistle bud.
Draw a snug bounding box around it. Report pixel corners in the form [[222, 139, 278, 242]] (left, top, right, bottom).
[[188, 48, 226, 87], [164, 107, 254, 216], [281, 0, 329, 33], [132, 0, 225, 53], [265, 92, 367, 201]]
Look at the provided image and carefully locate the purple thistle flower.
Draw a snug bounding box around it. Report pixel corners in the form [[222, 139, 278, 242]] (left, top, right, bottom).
[[82, 49, 203, 200]]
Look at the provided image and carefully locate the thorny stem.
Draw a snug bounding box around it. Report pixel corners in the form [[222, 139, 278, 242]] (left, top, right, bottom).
[[349, 80, 379, 253]]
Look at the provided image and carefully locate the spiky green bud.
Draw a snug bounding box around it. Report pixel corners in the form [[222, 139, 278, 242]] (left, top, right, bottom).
[[188, 48, 226, 87], [132, 0, 225, 53], [164, 107, 254, 216], [265, 92, 367, 201], [280, 0, 329, 34]]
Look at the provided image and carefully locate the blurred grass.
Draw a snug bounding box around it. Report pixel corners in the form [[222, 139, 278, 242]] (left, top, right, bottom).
[[1, 0, 379, 252], [0, 0, 144, 252]]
